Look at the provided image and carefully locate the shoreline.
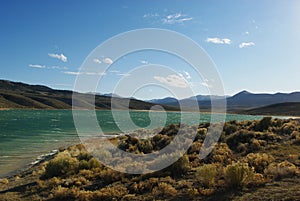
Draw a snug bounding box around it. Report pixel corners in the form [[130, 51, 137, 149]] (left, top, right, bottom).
[[1, 107, 300, 118]]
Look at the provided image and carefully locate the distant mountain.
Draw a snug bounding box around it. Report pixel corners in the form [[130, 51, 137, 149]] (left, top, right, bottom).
[[102, 93, 122, 98], [0, 80, 178, 111], [227, 90, 300, 109], [242, 102, 300, 116], [146, 90, 300, 112], [147, 97, 179, 105]]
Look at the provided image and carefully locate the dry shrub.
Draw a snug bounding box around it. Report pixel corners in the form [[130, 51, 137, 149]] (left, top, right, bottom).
[[0, 178, 9, 185], [187, 188, 199, 196], [37, 177, 61, 189], [265, 161, 299, 180], [254, 117, 272, 132], [152, 182, 177, 198], [188, 141, 202, 154], [199, 188, 214, 196], [177, 180, 193, 189], [247, 173, 266, 187], [244, 153, 274, 173], [168, 155, 190, 177], [291, 131, 300, 145], [206, 143, 234, 165], [223, 122, 238, 135], [224, 162, 254, 188], [92, 185, 128, 201], [195, 128, 207, 142], [44, 152, 79, 178], [87, 158, 102, 169], [51, 186, 78, 200], [133, 178, 159, 193], [281, 122, 298, 135], [51, 185, 128, 201], [98, 168, 123, 185], [78, 151, 93, 161], [137, 140, 153, 154], [78, 169, 95, 180], [196, 164, 217, 188], [73, 176, 88, 186]]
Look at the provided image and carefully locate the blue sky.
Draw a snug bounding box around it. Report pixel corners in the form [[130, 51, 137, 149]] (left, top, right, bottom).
[[1, 0, 300, 99]]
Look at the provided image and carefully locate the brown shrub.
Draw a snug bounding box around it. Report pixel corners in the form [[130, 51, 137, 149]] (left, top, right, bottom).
[[265, 161, 299, 180], [244, 153, 274, 173], [152, 182, 177, 198]]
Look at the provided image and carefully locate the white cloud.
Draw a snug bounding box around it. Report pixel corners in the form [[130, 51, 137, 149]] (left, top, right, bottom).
[[48, 53, 68, 62], [239, 42, 255, 48], [63, 71, 81, 75], [93, 58, 102, 64], [103, 57, 113, 64], [63, 71, 106, 76], [154, 74, 188, 88], [206, 37, 231, 45], [201, 82, 212, 88], [29, 64, 46, 68], [162, 13, 193, 24], [184, 71, 191, 79], [140, 60, 149, 64], [29, 64, 67, 70]]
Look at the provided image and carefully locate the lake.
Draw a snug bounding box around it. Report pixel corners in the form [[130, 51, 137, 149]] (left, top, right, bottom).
[[0, 110, 264, 177]]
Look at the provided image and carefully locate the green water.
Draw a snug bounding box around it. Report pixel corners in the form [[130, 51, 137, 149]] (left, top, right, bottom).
[[0, 110, 263, 177]]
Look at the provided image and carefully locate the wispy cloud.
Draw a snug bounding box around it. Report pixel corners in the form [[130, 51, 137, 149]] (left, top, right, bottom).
[[117, 73, 131, 77], [29, 64, 46, 68], [239, 42, 255, 48], [184, 71, 191, 79], [63, 71, 106, 76], [48, 53, 68, 62], [162, 13, 193, 24], [93, 58, 102, 64], [206, 37, 231, 45], [143, 12, 193, 25], [109, 70, 120, 73], [143, 13, 159, 18], [154, 74, 188, 88], [201, 81, 212, 88], [29, 64, 68, 70]]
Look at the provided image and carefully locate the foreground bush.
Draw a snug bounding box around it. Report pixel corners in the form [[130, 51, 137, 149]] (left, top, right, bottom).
[[196, 164, 217, 188], [224, 162, 254, 188], [44, 152, 78, 178]]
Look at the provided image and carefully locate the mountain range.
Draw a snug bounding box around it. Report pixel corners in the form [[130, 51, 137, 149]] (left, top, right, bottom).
[[147, 90, 300, 112], [0, 80, 177, 111], [1, 79, 300, 116]]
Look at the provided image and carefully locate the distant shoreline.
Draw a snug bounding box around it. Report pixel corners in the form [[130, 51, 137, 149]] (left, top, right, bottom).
[[1, 107, 300, 118]]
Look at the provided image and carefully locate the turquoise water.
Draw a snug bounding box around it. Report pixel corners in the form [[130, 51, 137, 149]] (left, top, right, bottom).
[[0, 110, 263, 177]]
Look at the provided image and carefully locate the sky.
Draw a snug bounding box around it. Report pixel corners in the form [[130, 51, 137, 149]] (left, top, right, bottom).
[[1, 0, 300, 99]]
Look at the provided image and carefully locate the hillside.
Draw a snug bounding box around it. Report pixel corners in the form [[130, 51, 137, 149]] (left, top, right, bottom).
[[243, 102, 300, 116], [1, 118, 300, 200], [0, 80, 178, 111]]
